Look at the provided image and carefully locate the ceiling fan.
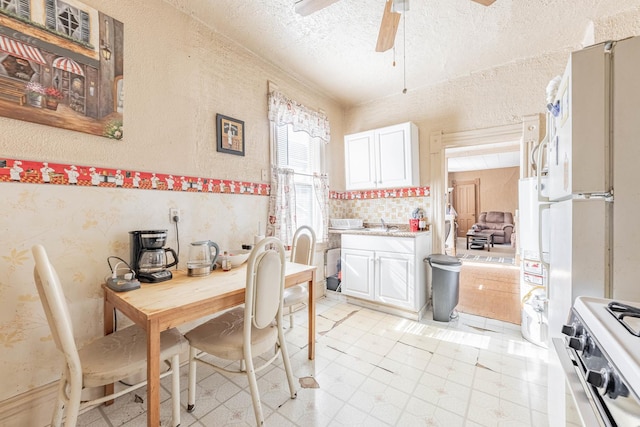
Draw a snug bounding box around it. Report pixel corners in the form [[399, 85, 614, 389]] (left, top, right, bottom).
[[295, 0, 497, 52]]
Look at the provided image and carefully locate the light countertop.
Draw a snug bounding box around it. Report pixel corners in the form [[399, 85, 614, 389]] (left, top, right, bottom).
[[329, 227, 430, 238]]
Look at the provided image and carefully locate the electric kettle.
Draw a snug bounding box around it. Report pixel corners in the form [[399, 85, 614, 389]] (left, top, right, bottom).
[[187, 240, 220, 276]]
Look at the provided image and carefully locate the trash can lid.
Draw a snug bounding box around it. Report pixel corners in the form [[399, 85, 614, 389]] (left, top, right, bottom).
[[425, 254, 462, 266]]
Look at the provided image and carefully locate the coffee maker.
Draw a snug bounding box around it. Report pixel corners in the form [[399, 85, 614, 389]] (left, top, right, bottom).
[[129, 230, 178, 283]]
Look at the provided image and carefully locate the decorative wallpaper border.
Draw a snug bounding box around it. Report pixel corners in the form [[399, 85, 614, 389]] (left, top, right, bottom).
[[330, 186, 430, 200], [1, 157, 430, 200], [0, 157, 270, 196]]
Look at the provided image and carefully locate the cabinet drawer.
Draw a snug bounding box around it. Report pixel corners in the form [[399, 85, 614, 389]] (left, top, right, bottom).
[[342, 234, 414, 253]]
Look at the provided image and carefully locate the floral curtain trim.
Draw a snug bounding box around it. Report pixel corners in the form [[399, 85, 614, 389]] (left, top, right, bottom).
[[0, 157, 270, 196], [266, 166, 296, 244], [313, 174, 330, 242], [330, 186, 430, 200], [268, 90, 330, 143]]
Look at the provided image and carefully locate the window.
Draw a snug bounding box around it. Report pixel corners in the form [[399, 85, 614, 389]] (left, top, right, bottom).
[[1, 0, 30, 18], [45, 0, 90, 43], [275, 123, 325, 240]]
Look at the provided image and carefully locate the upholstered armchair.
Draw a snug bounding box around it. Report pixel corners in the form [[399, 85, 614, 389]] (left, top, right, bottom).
[[472, 211, 514, 244]]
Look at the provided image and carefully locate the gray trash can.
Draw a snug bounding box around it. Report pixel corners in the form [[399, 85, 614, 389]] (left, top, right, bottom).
[[425, 254, 462, 322]]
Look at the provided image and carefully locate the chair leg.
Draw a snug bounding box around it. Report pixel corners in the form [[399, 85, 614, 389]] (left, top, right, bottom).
[[278, 327, 298, 399], [244, 355, 265, 426], [51, 376, 66, 427], [63, 374, 82, 427], [170, 354, 181, 427], [187, 347, 197, 413]]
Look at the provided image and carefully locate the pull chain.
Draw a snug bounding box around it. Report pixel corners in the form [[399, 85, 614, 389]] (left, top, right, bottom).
[[402, 9, 407, 94]]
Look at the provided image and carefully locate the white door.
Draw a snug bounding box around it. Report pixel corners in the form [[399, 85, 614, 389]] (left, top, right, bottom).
[[547, 199, 607, 341], [342, 248, 374, 299], [376, 250, 413, 309], [345, 131, 376, 190], [548, 44, 608, 201], [375, 123, 410, 188], [612, 36, 640, 302]]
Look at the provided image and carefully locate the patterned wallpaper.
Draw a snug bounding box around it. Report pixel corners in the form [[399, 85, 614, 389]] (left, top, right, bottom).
[[0, 156, 430, 402], [0, 179, 268, 401]]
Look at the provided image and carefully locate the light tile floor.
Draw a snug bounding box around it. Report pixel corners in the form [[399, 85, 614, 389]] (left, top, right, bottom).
[[75, 297, 564, 426]]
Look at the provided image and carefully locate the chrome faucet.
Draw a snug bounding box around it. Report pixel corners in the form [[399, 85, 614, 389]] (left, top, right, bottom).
[[380, 218, 388, 230]]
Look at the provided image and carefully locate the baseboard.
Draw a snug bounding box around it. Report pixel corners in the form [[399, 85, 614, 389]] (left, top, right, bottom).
[[343, 295, 424, 321], [0, 381, 58, 427]]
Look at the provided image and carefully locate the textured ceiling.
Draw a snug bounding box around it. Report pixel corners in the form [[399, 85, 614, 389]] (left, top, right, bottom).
[[447, 141, 520, 172], [165, 0, 640, 106]]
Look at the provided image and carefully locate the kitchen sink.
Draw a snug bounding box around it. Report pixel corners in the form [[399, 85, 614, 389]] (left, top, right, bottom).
[[363, 227, 400, 233]]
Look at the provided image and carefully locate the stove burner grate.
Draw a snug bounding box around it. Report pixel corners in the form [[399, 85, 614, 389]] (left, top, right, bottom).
[[606, 301, 640, 337]]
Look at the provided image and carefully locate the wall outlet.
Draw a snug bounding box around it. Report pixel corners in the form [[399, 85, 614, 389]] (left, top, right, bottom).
[[170, 208, 180, 223], [261, 169, 268, 181]]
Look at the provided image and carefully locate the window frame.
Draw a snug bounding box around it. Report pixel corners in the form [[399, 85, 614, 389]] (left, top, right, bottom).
[[271, 122, 326, 242]]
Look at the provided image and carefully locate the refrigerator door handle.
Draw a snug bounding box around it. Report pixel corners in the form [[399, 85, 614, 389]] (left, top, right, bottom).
[[539, 202, 551, 270]]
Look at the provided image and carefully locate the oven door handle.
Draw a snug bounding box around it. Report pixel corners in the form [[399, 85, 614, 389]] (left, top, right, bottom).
[[552, 338, 610, 427]]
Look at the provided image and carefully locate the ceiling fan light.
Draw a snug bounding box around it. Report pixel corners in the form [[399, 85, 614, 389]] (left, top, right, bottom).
[[392, 0, 409, 13], [294, 0, 340, 16], [471, 0, 496, 6]]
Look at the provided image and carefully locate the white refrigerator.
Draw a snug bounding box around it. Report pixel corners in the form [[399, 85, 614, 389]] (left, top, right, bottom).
[[546, 36, 640, 424], [518, 176, 549, 348], [546, 36, 640, 340]]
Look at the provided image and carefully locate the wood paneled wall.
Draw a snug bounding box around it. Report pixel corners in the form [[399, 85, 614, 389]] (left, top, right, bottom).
[[449, 167, 519, 215]]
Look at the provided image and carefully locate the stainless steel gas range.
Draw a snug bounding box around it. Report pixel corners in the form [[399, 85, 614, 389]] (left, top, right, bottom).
[[553, 297, 640, 426]]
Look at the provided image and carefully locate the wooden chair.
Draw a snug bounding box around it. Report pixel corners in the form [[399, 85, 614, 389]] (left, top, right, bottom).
[[184, 237, 297, 425], [283, 225, 316, 328], [31, 244, 187, 427]]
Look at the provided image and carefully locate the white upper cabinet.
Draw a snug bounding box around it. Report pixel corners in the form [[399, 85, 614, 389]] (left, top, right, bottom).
[[344, 122, 419, 190]]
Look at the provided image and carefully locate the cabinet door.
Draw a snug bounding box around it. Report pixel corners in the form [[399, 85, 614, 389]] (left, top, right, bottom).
[[375, 123, 417, 188], [375, 250, 414, 309], [341, 248, 374, 300], [345, 131, 376, 190]]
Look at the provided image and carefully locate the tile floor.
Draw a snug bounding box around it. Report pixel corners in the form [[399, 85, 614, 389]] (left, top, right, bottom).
[[74, 296, 570, 427]]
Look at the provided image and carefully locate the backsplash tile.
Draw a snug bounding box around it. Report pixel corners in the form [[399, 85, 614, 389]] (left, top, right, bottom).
[[330, 188, 431, 226]]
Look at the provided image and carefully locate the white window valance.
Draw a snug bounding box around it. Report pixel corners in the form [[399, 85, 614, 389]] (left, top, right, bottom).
[[268, 91, 330, 143]]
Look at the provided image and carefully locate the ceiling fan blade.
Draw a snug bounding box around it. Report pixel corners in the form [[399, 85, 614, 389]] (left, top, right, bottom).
[[295, 0, 340, 16], [471, 0, 497, 6], [376, 0, 401, 53]]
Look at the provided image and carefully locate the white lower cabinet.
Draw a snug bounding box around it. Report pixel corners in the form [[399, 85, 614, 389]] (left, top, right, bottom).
[[341, 233, 431, 318], [376, 250, 414, 309], [341, 248, 374, 300]]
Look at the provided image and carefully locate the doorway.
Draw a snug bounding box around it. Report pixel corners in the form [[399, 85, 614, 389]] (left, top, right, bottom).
[[439, 122, 527, 324]]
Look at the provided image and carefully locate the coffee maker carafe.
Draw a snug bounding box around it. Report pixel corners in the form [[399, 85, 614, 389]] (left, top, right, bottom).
[[130, 230, 178, 283]]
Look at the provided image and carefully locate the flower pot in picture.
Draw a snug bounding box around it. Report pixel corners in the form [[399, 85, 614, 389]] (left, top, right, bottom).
[[25, 82, 45, 108], [45, 98, 59, 110], [27, 93, 43, 108], [44, 86, 64, 111]]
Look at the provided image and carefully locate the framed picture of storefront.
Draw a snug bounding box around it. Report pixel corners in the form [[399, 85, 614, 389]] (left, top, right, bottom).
[[0, 1, 123, 139], [216, 114, 245, 156]]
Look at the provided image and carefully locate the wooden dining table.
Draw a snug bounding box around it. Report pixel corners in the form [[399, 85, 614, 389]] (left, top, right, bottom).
[[103, 262, 316, 427]]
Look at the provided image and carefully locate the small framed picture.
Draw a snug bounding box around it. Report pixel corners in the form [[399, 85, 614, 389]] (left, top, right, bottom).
[[216, 114, 245, 156]]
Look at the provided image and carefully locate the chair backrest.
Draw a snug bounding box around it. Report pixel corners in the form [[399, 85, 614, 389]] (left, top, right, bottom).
[[244, 237, 286, 331], [290, 225, 316, 266], [32, 245, 82, 376]]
